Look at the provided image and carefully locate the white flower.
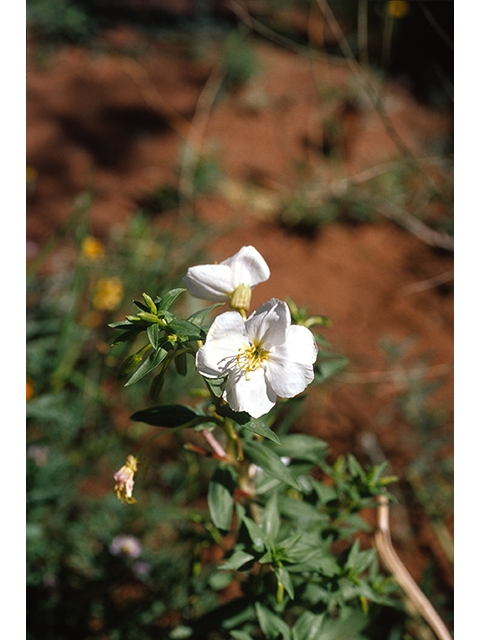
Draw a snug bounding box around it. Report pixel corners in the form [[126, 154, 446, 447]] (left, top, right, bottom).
[[109, 535, 142, 558], [196, 299, 318, 418], [182, 246, 270, 308]]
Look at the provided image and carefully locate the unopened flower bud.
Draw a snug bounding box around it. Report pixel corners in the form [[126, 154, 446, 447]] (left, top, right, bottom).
[[117, 352, 143, 381], [149, 370, 166, 400], [137, 311, 160, 324], [230, 283, 252, 313], [174, 351, 188, 377], [142, 292, 157, 314]]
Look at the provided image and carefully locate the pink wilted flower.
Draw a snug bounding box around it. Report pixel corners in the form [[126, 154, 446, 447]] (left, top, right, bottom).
[[113, 455, 138, 504]]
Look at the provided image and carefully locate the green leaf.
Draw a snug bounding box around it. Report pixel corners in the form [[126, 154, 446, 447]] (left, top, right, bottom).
[[147, 323, 160, 349], [111, 329, 142, 345], [188, 302, 225, 326], [272, 434, 328, 463], [216, 404, 251, 425], [292, 611, 325, 640], [242, 416, 280, 444], [208, 466, 235, 532], [255, 602, 291, 640], [130, 404, 199, 427], [310, 478, 337, 504], [315, 608, 368, 640], [277, 495, 329, 525], [205, 377, 225, 399], [243, 441, 303, 491], [124, 346, 168, 386], [158, 287, 186, 310], [346, 539, 376, 575], [347, 454, 366, 481], [169, 626, 193, 639], [240, 514, 267, 551], [167, 319, 205, 340], [275, 566, 295, 600], [287, 550, 340, 576], [220, 548, 255, 571], [314, 356, 348, 383], [133, 299, 150, 313], [108, 320, 135, 329], [230, 632, 255, 640], [261, 492, 281, 541]]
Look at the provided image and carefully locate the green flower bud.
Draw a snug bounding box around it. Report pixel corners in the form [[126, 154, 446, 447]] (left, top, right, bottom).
[[137, 311, 161, 324], [142, 292, 157, 314], [174, 351, 188, 377], [149, 370, 166, 400], [117, 352, 143, 381]]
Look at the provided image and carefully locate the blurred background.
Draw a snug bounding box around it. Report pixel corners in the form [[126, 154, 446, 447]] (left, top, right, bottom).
[[26, 1, 453, 638]]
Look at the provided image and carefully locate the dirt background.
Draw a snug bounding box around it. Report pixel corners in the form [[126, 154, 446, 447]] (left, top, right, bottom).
[[26, 0, 453, 626]]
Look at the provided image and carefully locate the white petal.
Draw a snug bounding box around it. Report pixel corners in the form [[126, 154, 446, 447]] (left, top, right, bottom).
[[265, 358, 314, 399], [196, 311, 246, 377], [182, 264, 234, 301], [265, 325, 318, 398], [224, 366, 277, 418], [276, 325, 318, 365], [245, 299, 290, 350], [223, 246, 270, 289]]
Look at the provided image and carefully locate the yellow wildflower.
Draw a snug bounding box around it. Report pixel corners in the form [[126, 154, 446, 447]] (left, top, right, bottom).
[[93, 277, 124, 311], [82, 236, 105, 260], [387, 1, 409, 19]]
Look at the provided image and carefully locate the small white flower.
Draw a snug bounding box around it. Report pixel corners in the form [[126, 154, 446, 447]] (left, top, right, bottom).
[[109, 535, 142, 558], [196, 299, 318, 418], [182, 246, 270, 308]]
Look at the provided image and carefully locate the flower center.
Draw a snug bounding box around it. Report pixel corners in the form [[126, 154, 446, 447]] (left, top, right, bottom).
[[237, 341, 269, 378]]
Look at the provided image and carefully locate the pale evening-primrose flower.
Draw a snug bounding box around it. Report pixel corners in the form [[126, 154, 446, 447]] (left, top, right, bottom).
[[109, 534, 142, 558], [182, 246, 270, 313], [196, 298, 318, 419]]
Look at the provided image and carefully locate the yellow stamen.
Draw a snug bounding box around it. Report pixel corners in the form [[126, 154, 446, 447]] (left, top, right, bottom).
[[236, 341, 269, 379]]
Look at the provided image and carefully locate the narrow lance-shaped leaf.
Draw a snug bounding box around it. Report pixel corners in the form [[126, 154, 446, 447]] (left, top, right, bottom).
[[220, 548, 255, 571], [147, 323, 159, 349], [130, 404, 200, 428], [255, 602, 291, 640], [157, 287, 186, 311], [272, 434, 328, 464], [208, 466, 236, 532], [167, 319, 206, 341], [261, 491, 281, 541], [125, 346, 169, 387], [314, 356, 348, 383], [188, 302, 225, 327], [243, 441, 303, 491], [242, 416, 280, 444], [292, 611, 325, 640]]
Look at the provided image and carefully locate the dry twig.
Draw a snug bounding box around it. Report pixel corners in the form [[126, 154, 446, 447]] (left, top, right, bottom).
[[375, 495, 453, 640]]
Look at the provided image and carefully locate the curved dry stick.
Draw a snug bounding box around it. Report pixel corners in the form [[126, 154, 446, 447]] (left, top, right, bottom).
[[374, 495, 452, 640]]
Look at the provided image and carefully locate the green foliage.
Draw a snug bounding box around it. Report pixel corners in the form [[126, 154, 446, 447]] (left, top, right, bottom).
[[220, 30, 261, 93], [26, 0, 97, 43], [104, 286, 400, 639]]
